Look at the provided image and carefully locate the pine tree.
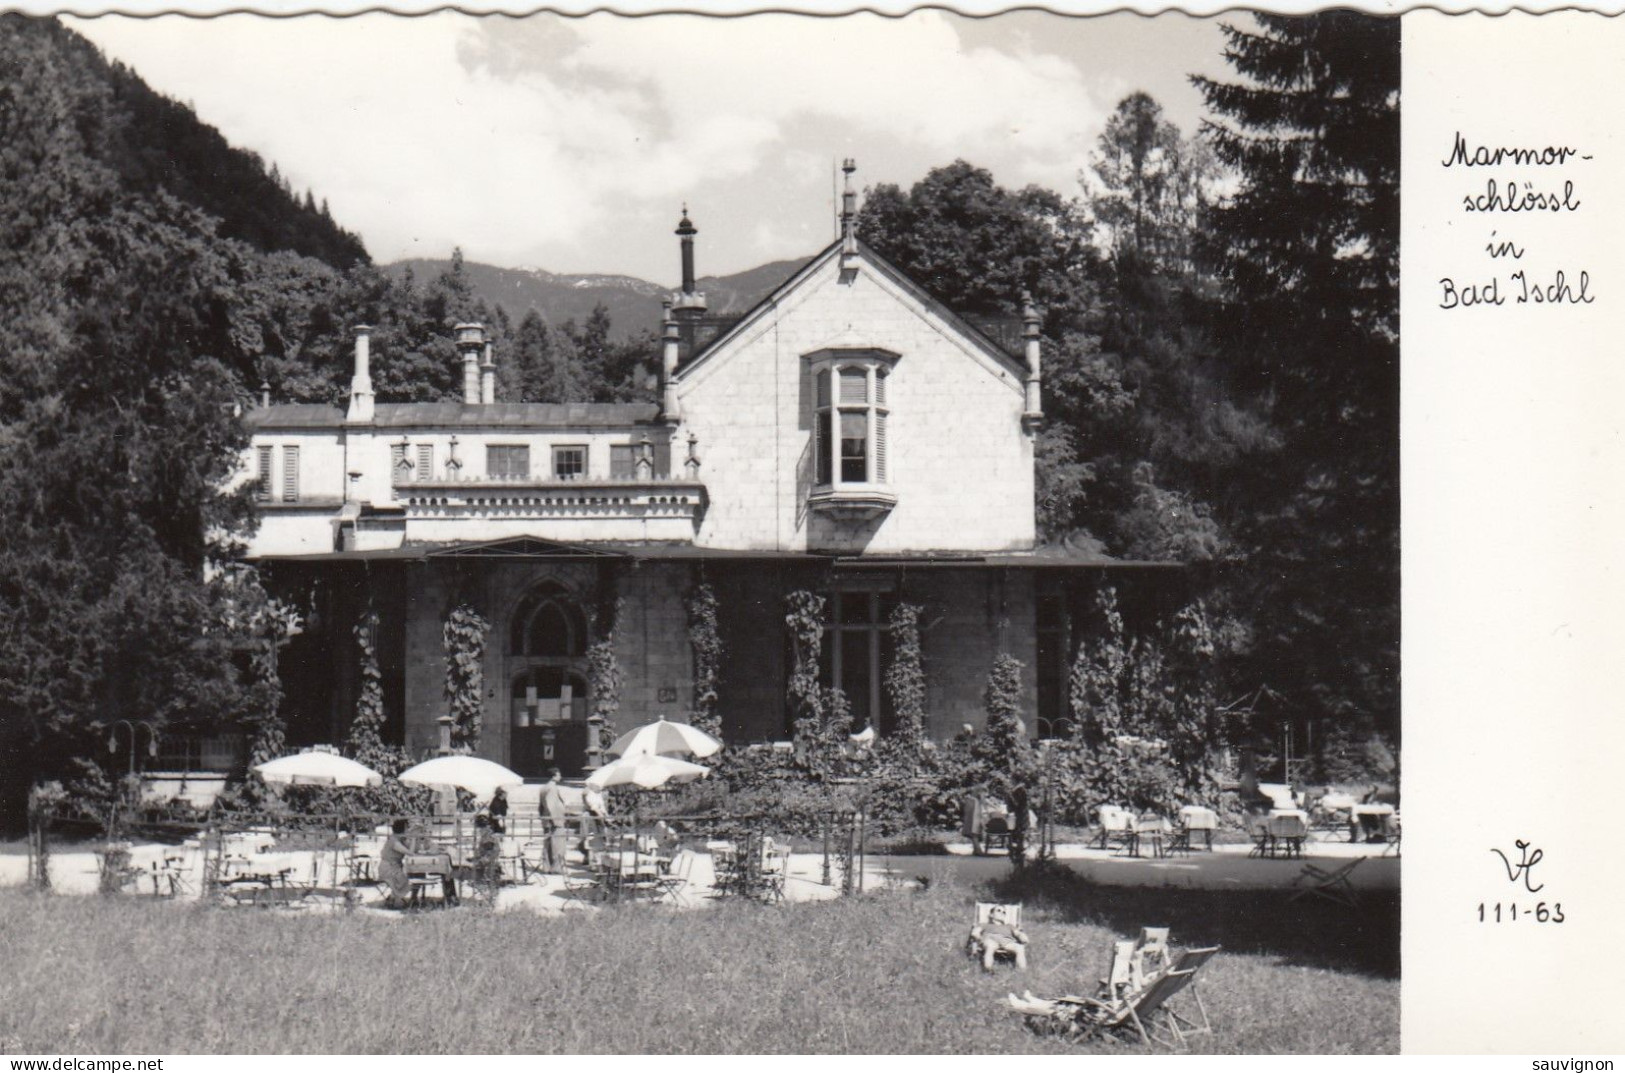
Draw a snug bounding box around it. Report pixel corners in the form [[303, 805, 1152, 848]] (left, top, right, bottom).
[[1194, 14, 1400, 738]]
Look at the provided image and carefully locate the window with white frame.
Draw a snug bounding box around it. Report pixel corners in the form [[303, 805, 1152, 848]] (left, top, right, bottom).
[[487, 444, 530, 481], [811, 353, 893, 490], [552, 445, 587, 480]]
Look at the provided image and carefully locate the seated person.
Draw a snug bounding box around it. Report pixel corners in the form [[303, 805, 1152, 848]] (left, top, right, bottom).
[[970, 904, 1030, 971], [377, 818, 412, 909], [470, 814, 503, 890]]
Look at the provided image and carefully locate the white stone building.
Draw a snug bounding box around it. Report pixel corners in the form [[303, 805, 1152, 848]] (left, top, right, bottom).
[[234, 177, 1171, 778]]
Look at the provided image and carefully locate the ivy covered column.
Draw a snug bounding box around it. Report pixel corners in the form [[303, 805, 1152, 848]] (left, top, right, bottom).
[[687, 577, 723, 739], [444, 604, 490, 754]]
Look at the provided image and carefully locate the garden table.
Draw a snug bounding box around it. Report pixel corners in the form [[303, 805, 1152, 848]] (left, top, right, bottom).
[[1350, 804, 1396, 842]]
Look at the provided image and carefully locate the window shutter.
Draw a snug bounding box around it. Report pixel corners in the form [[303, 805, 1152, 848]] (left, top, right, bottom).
[[652, 439, 671, 478], [256, 446, 273, 500], [875, 411, 887, 482], [815, 410, 831, 485], [816, 368, 831, 408], [391, 443, 408, 486], [610, 444, 634, 479], [281, 446, 299, 502], [416, 443, 433, 481], [875, 368, 887, 407], [839, 368, 867, 404]]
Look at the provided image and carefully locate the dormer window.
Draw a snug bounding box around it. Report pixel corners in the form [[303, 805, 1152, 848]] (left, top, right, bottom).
[[807, 347, 898, 515]]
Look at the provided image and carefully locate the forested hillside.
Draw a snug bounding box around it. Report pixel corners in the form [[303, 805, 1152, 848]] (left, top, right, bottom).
[[21, 17, 367, 268], [386, 257, 805, 342]]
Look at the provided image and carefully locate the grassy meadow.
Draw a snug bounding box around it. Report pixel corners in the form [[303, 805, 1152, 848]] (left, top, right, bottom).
[[0, 865, 1397, 1054]]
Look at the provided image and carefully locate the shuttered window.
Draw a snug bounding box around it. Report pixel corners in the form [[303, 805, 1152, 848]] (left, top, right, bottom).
[[875, 411, 887, 482], [391, 443, 410, 486], [281, 446, 299, 503], [610, 444, 635, 479], [415, 443, 433, 482], [813, 361, 891, 487], [256, 446, 273, 501]]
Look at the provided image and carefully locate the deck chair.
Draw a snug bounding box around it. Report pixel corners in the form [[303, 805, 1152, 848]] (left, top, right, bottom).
[[968, 902, 1028, 967], [1289, 858, 1362, 908], [1016, 954, 1217, 1050]]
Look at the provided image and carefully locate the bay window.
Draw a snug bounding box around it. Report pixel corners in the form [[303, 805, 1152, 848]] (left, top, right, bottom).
[[808, 347, 897, 513]]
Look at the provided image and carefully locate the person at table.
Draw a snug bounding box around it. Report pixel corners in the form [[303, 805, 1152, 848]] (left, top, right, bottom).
[[540, 768, 568, 872], [487, 787, 508, 835], [379, 818, 412, 909]]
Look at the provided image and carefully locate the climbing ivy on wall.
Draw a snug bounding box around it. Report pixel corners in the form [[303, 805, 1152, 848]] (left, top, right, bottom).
[[785, 590, 826, 744], [884, 602, 927, 750], [444, 603, 490, 753], [349, 606, 387, 761], [687, 580, 723, 738], [586, 596, 624, 754]]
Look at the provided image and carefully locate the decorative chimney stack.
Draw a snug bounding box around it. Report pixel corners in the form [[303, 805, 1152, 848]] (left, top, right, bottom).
[[839, 159, 860, 276], [839, 158, 858, 252], [1021, 292, 1044, 431], [659, 300, 681, 424], [480, 339, 496, 405], [671, 206, 707, 318], [455, 323, 485, 406], [347, 325, 375, 423]]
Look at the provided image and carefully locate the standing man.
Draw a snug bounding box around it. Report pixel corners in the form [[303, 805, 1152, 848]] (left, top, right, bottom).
[[540, 767, 568, 872]]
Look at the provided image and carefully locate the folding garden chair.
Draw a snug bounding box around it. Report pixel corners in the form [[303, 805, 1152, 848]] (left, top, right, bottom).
[[1095, 806, 1134, 853], [1289, 858, 1362, 908], [968, 902, 1028, 968], [1015, 948, 1219, 1050], [657, 848, 696, 906], [1246, 815, 1274, 858], [1267, 813, 1309, 859]]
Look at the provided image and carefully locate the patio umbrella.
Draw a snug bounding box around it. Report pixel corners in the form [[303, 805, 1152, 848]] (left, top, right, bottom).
[[585, 753, 710, 791], [398, 755, 524, 799], [607, 717, 723, 761], [254, 750, 383, 788]]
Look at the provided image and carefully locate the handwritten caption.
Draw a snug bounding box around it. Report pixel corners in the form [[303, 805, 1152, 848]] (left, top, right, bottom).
[[1480, 838, 1566, 924], [1439, 132, 1596, 309]]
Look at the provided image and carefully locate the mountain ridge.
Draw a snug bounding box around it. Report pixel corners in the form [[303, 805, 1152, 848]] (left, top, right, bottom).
[[385, 256, 810, 340]]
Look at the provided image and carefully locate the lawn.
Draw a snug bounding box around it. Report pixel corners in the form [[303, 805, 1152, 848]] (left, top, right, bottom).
[[0, 865, 1397, 1054]]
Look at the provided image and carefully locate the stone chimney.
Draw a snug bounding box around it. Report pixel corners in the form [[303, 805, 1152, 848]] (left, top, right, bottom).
[[455, 323, 485, 406], [659, 300, 681, 423], [839, 158, 858, 252], [347, 325, 375, 423], [480, 339, 496, 405], [1021, 292, 1044, 431], [839, 159, 860, 275], [671, 207, 707, 317]]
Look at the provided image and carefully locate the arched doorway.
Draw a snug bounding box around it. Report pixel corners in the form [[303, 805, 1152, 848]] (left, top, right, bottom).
[[507, 581, 592, 777]]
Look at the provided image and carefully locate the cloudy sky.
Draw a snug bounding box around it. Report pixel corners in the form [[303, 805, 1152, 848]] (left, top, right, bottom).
[[67, 12, 1233, 282]]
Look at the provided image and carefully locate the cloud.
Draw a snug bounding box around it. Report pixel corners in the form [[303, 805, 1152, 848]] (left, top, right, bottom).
[[69, 11, 1121, 277]]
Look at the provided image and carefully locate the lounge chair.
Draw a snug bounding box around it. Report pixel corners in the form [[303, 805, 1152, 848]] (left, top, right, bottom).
[[1289, 858, 1362, 908], [1012, 943, 1221, 1050], [968, 902, 1029, 969]]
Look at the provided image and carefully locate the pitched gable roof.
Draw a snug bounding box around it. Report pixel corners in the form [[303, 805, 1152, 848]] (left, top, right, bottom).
[[671, 237, 1029, 382]]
